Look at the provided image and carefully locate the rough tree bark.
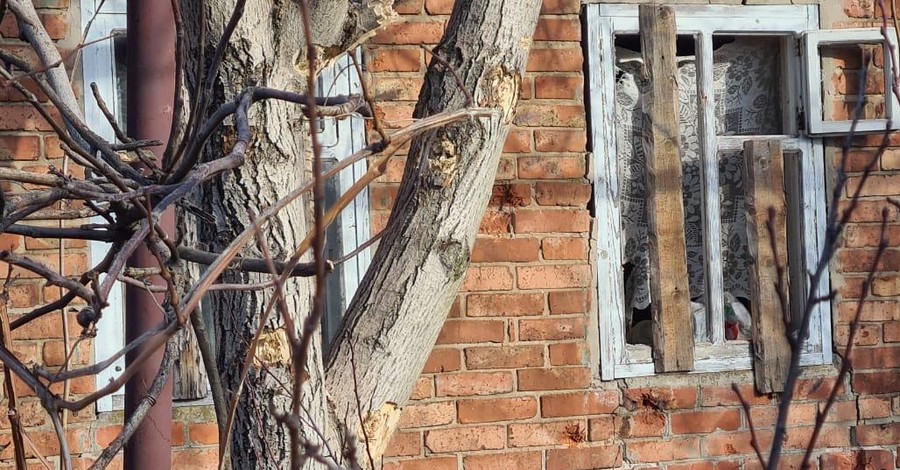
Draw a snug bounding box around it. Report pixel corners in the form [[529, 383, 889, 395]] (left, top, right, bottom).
[[183, 0, 539, 467], [325, 0, 541, 463], [181, 1, 392, 468]]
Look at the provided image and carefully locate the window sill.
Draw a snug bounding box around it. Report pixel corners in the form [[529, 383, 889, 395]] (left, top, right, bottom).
[[608, 341, 831, 379]]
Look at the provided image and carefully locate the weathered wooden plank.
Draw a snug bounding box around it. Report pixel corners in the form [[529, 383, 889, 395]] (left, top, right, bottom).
[[639, 4, 694, 373], [743, 139, 792, 394]]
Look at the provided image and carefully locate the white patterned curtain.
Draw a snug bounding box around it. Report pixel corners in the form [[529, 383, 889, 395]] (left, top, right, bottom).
[[615, 37, 782, 317]]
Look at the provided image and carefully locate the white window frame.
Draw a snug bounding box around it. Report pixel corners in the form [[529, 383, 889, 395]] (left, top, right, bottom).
[[586, 4, 832, 380], [82, 1, 370, 409], [804, 28, 900, 135], [81, 0, 127, 413]]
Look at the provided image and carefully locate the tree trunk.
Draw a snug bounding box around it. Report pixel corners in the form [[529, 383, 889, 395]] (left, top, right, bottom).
[[324, 0, 541, 463], [183, 0, 539, 467], [181, 1, 390, 468]]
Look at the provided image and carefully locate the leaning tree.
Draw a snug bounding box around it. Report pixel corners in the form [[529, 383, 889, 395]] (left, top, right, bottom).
[[0, 0, 542, 468]]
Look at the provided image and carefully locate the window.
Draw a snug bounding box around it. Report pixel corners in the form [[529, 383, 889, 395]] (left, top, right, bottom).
[[81, 1, 370, 410], [584, 4, 873, 380]]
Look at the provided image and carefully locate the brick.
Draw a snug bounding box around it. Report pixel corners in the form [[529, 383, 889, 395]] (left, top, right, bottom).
[[837, 300, 899, 322], [489, 183, 532, 207], [411, 377, 433, 400], [42, 340, 90, 367], [549, 342, 587, 365], [7, 282, 38, 308], [834, 323, 881, 346], [620, 410, 666, 438], [843, 224, 900, 248], [465, 345, 543, 369], [796, 377, 842, 401], [856, 422, 900, 445], [399, 401, 455, 428], [479, 210, 512, 235], [1, 13, 67, 40], [844, 0, 874, 18], [518, 156, 585, 179], [463, 451, 542, 470], [373, 76, 424, 101], [188, 422, 217, 445], [471, 237, 539, 262], [540, 0, 580, 14], [457, 397, 537, 423], [466, 293, 544, 317], [385, 431, 421, 458], [542, 236, 588, 260], [873, 276, 900, 296], [0, 233, 20, 252], [849, 345, 900, 369], [820, 449, 895, 470], [534, 182, 591, 206], [509, 419, 585, 447], [518, 264, 590, 289], [624, 387, 698, 410], [460, 266, 513, 292], [549, 290, 590, 314], [518, 367, 590, 391], [839, 200, 900, 223], [533, 129, 587, 154], [853, 370, 900, 394], [858, 396, 892, 419], [701, 384, 770, 407], [588, 416, 617, 441], [885, 320, 900, 342], [546, 444, 623, 470], [705, 431, 775, 457], [749, 403, 816, 428], [383, 457, 457, 470], [368, 48, 422, 72], [373, 21, 444, 45], [514, 104, 585, 127], [541, 390, 619, 417], [784, 425, 850, 449], [671, 409, 741, 434], [0, 135, 40, 160], [534, 76, 584, 100], [0, 105, 61, 131], [837, 249, 900, 272], [424, 426, 505, 452], [847, 175, 900, 196], [514, 209, 590, 233], [424, 0, 453, 14], [96, 425, 122, 448], [534, 17, 581, 41], [436, 319, 504, 344], [503, 129, 532, 153], [435, 372, 514, 397], [527, 48, 583, 72], [824, 400, 858, 423], [627, 437, 700, 462], [370, 184, 398, 210], [422, 348, 461, 373], [519, 317, 585, 341]]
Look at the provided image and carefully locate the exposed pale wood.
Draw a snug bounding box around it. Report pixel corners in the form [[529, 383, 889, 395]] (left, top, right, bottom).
[[325, 0, 541, 463], [696, 31, 725, 345], [597, 4, 816, 34], [173, 325, 207, 400], [639, 4, 694, 373], [743, 140, 792, 394], [585, 5, 624, 380]]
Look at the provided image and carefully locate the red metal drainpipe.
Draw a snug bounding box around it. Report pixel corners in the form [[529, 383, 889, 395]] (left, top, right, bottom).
[[124, 0, 174, 468]]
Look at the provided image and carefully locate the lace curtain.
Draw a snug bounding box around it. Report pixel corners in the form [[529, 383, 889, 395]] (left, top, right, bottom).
[[616, 37, 782, 316]]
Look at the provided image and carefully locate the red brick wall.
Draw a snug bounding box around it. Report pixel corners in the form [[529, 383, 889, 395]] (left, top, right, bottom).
[[370, 1, 900, 469], [0, 0, 898, 469]]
